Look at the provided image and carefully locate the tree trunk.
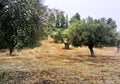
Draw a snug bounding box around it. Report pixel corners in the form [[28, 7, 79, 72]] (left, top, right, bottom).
[[9, 47, 14, 56], [117, 43, 120, 52], [89, 47, 94, 57], [88, 41, 95, 57], [64, 43, 69, 49]]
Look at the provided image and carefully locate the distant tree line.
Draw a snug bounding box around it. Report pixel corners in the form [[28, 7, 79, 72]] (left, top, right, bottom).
[[46, 9, 68, 28]]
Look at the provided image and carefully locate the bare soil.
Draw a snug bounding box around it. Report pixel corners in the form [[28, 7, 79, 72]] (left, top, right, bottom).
[[0, 39, 120, 84]]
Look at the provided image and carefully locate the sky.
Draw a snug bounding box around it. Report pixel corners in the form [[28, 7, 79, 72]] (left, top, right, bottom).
[[45, 0, 120, 31]]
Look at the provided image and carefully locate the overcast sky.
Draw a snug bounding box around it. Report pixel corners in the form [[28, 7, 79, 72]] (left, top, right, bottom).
[[45, 0, 120, 31]]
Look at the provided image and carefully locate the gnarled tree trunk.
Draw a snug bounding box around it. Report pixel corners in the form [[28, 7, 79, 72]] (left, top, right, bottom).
[[9, 45, 14, 56], [88, 41, 95, 57], [64, 42, 69, 49], [64, 38, 69, 49], [89, 47, 94, 57]]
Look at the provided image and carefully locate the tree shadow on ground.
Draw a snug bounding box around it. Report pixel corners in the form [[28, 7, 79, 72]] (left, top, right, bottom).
[[59, 53, 120, 65]]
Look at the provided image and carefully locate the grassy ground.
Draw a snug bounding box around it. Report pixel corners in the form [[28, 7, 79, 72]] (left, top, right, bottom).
[[0, 39, 120, 84]]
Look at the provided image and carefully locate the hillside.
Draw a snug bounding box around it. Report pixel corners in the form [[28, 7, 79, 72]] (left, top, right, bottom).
[[0, 39, 120, 84]]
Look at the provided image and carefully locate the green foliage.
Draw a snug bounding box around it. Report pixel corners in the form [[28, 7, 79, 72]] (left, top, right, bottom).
[[60, 13, 66, 28], [65, 19, 86, 47], [94, 18, 117, 46], [74, 12, 81, 21], [47, 9, 67, 29], [69, 13, 81, 24], [66, 16, 117, 56], [65, 14, 68, 28], [0, 69, 11, 84], [51, 29, 64, 43], [48, 13, 56, 28], [46, 9, 69, 43], [0, 0, 46, 54], [116, 32, 120, 41], [68, 16, 117, 47], [0, 69, 11, 80], [56, 12, 66, 28]]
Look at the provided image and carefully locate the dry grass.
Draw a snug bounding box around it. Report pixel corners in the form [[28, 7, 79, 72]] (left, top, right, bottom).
[[0, 39, 120, 84]]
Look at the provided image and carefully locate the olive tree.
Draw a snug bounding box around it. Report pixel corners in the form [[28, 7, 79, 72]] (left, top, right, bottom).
[[66, 16, 117, 57], [0, 0, 46, 55]]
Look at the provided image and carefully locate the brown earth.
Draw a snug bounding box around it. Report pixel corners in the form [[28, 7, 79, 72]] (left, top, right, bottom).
[[0, 39, 120, 84]]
